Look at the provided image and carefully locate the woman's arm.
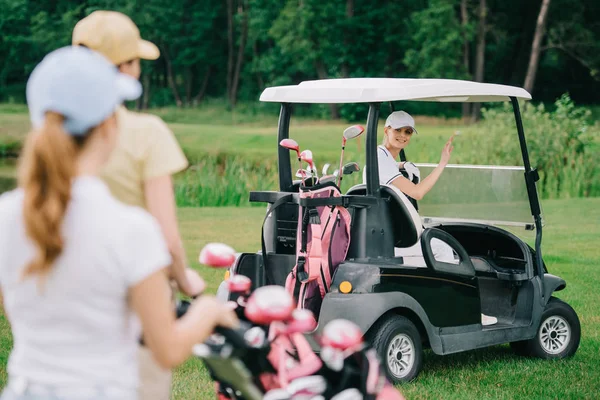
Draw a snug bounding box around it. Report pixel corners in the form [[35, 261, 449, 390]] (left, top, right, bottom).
[[145, 175, 205, 297], [390, 135, 454, 200], [130, 268, 237, 369]]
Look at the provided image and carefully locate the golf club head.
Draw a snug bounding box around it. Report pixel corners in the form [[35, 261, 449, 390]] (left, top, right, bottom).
[[198, 243, 236, 268], [319, 175, 336, 184], [321, 319, 363, 350], [342, 162, 360, 175], [245, 285, 294, 325], [287, 375, 327, 397], [279, 138, 300, 154], [263, 389, 290, 400], [331, 388, 363, 400], [343, 125, 365, 141], [227, 274, 252, 294], [286, 309, 317, 334], [322, 163, 331, 176], [243, 326, 267, 348], [300, 149, 313, 164], [320, 346, 344, 371], [295, 169, 308, 178], [333, 169, 339, 177]]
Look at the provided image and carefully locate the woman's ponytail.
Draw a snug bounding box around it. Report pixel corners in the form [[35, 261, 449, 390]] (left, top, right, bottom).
[[18, 112, 79, 279]]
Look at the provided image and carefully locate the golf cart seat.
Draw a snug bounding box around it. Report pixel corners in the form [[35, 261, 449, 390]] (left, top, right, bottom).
[[347, 183, 422, 249]]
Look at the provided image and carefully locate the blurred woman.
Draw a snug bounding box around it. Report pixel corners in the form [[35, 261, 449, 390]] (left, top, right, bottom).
[[0, 46, 237, 400]]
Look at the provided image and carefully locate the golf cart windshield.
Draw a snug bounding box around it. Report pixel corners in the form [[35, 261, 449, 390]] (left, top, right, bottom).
[[416, 163, 539, 230]]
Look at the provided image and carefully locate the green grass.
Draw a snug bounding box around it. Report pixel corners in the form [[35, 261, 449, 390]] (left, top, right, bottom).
[[3, 198, 597, 398], [3, 102, 598, 203]]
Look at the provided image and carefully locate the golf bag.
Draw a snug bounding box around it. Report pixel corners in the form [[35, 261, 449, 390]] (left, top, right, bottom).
[[285, 183, 352, 319]]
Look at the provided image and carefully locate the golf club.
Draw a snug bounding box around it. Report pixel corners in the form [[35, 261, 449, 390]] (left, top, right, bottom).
[[279, 138, 303, 186], [342, 162, 360, 176], [300, 149, 318, 180], [337, 125, 364, 186], [295, 168, 309, 179], [322, 163, 331, 176], [296, 168, 318, 186]]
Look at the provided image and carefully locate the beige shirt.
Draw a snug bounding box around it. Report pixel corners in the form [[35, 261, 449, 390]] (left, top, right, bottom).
[[101, 106, 189, 208]]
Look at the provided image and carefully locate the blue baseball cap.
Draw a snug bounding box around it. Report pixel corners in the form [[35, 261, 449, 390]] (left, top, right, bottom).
[[26, 46, 142, 136]]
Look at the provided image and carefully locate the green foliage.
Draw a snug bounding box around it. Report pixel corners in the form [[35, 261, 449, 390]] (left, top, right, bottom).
[[1, 0, 600, 114], [174, 153, 278, 207], [472, 94, 599, 198], [404, 0, 471, 80]]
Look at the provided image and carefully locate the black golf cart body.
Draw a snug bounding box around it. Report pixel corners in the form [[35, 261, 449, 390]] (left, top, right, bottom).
[[227, 78, 579, 381]]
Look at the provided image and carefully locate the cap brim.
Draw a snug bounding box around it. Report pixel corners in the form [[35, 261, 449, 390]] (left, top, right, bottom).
[[116, 73, 142, 101], [138, 40, 160, 60], [388, 124, 418, 134]]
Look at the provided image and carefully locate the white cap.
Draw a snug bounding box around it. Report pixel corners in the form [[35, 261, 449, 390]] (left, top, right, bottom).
[[26, 46, 142, 136], [385, 111, 418, 134]]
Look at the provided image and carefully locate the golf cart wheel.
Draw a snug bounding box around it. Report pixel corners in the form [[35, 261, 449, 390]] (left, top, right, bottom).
[[513, 297, 580, 359], [368, 315, 423, 383]]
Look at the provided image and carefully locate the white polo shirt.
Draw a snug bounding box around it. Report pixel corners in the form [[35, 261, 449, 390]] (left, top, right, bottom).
[[377, 145, 403, 184], [0, 176, 171, 392]]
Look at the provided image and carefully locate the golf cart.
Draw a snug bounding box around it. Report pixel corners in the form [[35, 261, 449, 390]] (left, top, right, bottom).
[[223, 78, 581, 383]]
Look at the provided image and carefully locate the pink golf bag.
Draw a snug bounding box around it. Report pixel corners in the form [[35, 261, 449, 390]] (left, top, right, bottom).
[[285, 183, 352, 319]]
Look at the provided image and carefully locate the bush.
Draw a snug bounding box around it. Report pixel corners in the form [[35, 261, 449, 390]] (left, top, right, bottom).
[[473, 94, 599, 198], [174, 153, 279, 207]]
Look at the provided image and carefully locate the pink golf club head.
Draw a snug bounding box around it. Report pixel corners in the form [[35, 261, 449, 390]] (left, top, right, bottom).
[[279, 138, 300, 156], [198, 243, 236, 268], [227, 274, 252, 293], [376, 385, 405, 400], [300, 149, 313, 163], [280, 138, 304, 186], [286, 309, 317, 334], [245, 285, 294, 325], [321, 319, 363, 350]]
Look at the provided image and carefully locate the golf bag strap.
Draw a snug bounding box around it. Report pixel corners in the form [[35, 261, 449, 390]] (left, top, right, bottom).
[[307, 216, 322, 282], [313, 205, 335, 297], [261, 194, 294, 275]]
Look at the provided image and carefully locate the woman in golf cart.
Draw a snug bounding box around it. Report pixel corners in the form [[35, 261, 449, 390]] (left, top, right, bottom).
[[377, 111, 497, 326], [0, 46, 237, 400]]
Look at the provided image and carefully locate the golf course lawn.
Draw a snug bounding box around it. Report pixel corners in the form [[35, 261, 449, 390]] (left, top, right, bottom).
[[3, 197, 597, 398]]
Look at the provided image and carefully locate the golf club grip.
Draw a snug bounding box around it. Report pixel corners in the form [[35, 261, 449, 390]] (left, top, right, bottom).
[[214, 326, 248, 348]]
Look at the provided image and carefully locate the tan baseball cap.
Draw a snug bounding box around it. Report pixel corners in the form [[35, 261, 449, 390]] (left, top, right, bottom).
[[72, 11, 160, 66]]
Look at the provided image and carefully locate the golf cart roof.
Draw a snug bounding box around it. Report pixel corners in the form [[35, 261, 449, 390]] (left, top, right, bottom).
[[259, 78, 531, 104]]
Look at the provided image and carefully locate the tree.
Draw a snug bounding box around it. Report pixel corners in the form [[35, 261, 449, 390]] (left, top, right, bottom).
[[524, 0, 551, 93], [461, 0, 472, 120], [471, 0, 487, 121], [404, 1, 470, 80]]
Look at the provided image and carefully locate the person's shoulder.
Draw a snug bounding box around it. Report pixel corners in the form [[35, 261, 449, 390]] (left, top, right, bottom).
[[0, 188, 24, 216], [377, 145, 391, 157]]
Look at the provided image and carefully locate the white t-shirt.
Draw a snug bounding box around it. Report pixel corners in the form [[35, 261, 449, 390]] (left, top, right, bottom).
[[0, 176, 171, 391]]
